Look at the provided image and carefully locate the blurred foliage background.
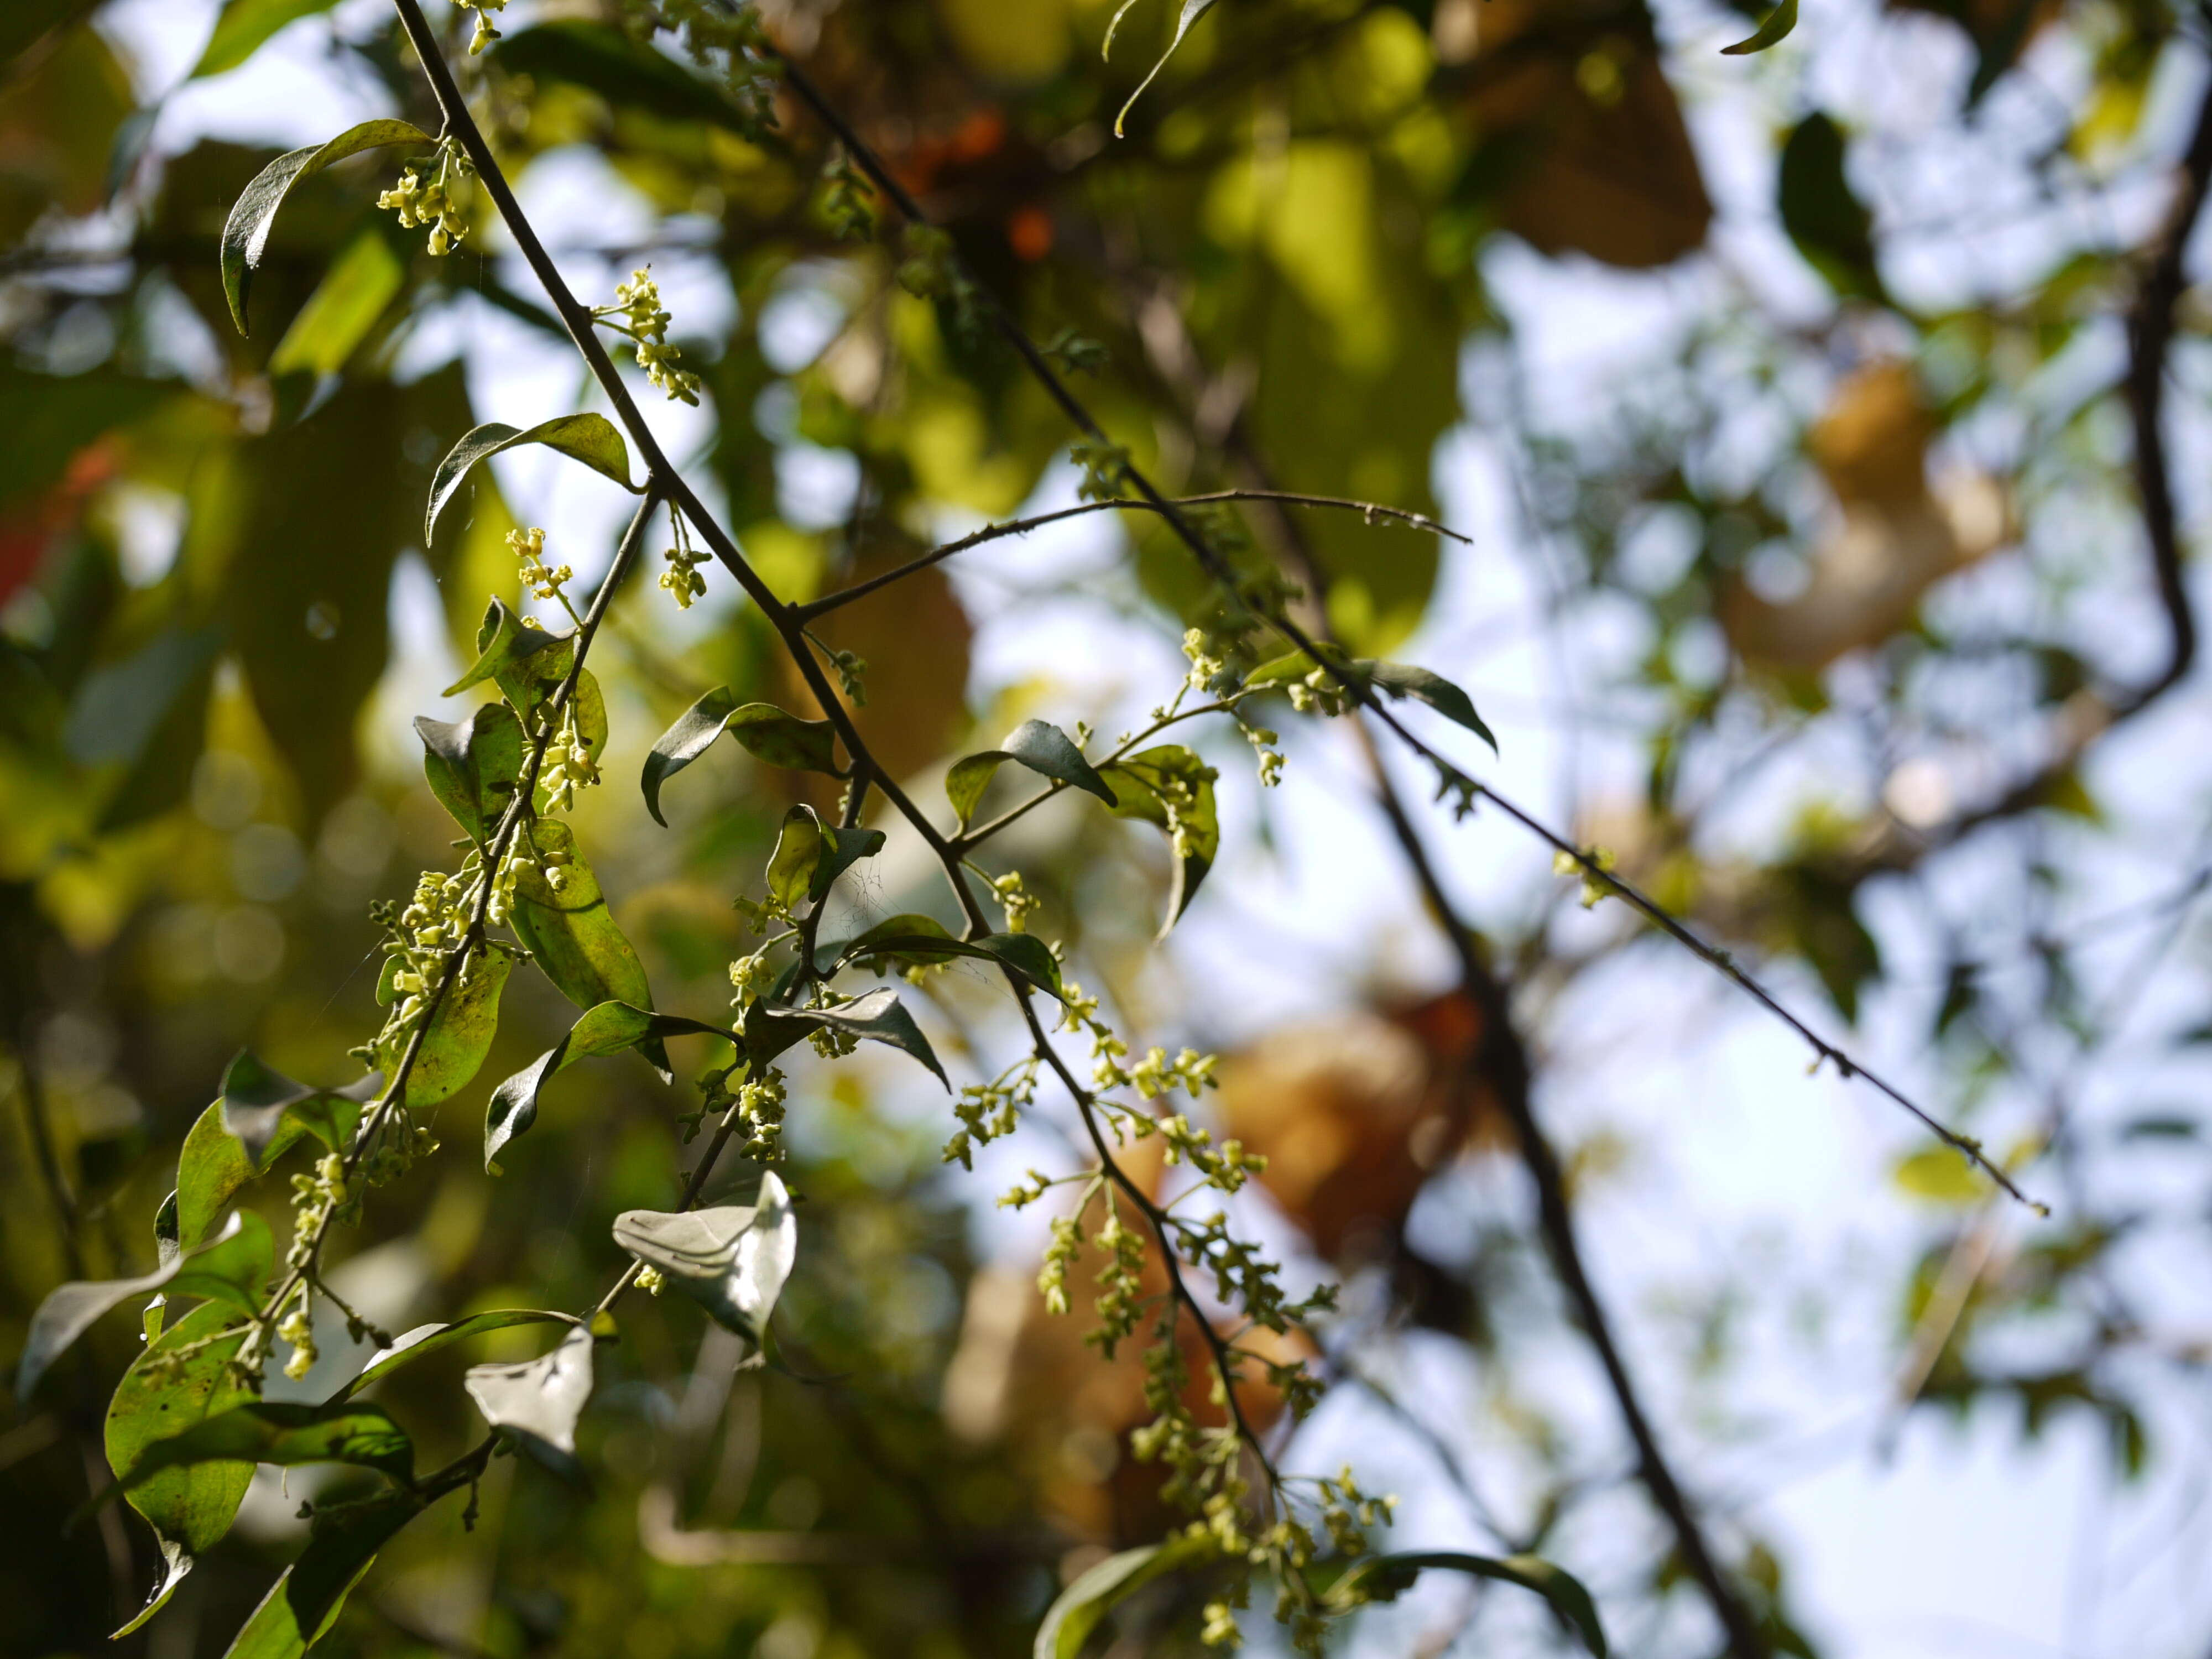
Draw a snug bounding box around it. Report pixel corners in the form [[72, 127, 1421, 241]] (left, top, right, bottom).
[[7, 0, 2212, 1654]]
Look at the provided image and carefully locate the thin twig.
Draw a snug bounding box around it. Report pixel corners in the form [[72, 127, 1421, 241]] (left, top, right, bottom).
[[792, 491, 1469, 621]]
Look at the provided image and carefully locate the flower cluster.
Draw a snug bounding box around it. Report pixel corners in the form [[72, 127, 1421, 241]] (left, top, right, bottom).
[[1086, 1204, 1149, 1358], [1241, 716, 1285, 787], [641, 0, 778, 137], [1284, 665, 1352, 718], [537, 702, 600, 815], [595, 268, 700, 404], [893, 224, 985, 339], [378, 142, 472, 254], [362, 869, 473, 1062], [820, 148, 875, 242], [661, 541, 708, 609], [1070, 438, 1131, 503], [510, 526, 575, 614], [731, 1068, 787, 1162], [1554, 844, 1619, 908], [988, 869, 1037, 933], [1038, 1211, 1083, 1317], [942, 1058, 1036, 1170], [451, 0, 506, 55], [727, 948, 775, 1008], [1041, 325, 1109, 376]]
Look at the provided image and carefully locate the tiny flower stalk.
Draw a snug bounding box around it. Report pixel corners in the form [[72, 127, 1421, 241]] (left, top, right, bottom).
[[451, 0, 506, 54], [379, 138, 474, 254], [593, 268, 701, 404], [660, 504, 708, 609]]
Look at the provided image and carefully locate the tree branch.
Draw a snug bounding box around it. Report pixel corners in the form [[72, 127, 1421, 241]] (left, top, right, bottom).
[[2119, 69, 2212, 713], [760, 23, 2036, 1210], [792, 491, 1469, 622]]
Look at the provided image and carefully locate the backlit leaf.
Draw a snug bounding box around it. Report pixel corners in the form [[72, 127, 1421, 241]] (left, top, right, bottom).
[[945, 718, 1117, 830], [611, 1173, 797, 1355], [18, 1212, 270, 1402], [509, 820, 655, 1016], [1097, 745, 1219, 939], [641, 687, 839, 826], [176, 1101, 300, 1250], [1248, 652, 1496, 753], [221, 118, 432, 332], [219, 1491, 421, 1659], [1720, 0, 1798, 54], [742, 987, 947, 1087], [1108, 0, 1218, 137], [191, 0, 342, 79], [766, 804, 827, 911], [415, 700, 525, 847], [494, 20, 759, 129], [122, 1401, 412, 1489], [1034, 1534, 1220, 1658], [1895, 1146, 1987, 1204], [1325, 1552, 1607, 1657], [217, 1051, 380, 1167], [392, 943, 520, 1109], [464, 1326, 595, 1462], [425, 415, 638, 545], [486, 1001, 727, 1171], [334, 1311, 580, 1401], [105, 1302, 259, 1634], [265, 225, 403, 378], [835, 916, 1065, 999]]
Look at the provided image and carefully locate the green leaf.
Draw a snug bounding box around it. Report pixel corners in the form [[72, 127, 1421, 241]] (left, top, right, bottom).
[[1034, 1534, 1220, 1658], [835, 915, 1065, 999], [611, 1172, 796, 1356], [146, 1192, 181, 1344], [220, 1491, 422, 1659], [641, 688, 841, 826], [1326, 1552, 1608, 1657], [742, 987, 947, 1087], [425, 416, 638, 545], [1109, 0, 1218, 138], [1096, 745, 1219, 940], [217, 1051, 381, 1167], [1248, 651, 1496, 753], [123, 1402, 412, 1490], [176, 1100, 300, 1250], [392, 943, 520, 1109], [415, 701, 524, 847], [220, 118, 432, 332], [1367, 662, 1498, 753], [265, 225, 403, 377], [766, 805, 826, 911], [1894, 1146, 1987, 1204], [485, 1001, 728, 1172], [945, 719, 1118, 830], [445, 597, 560, 698], [1720, 0, 1797, 54], [816, 822, 886, 902], [762, 805, 886, 911], [463, 1326, 594, 1463], [441, 606, 608, 799], [493, 21, 761, 130], [1777, 112, 1884, 303], [18, 1213, 270, 1402], [332, 1311, 580, 1402], [105, 1302, 259, 1635], [509, 819, 655, 1014], [191, 0, 341, 79]]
